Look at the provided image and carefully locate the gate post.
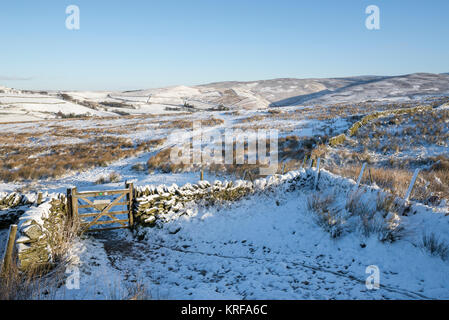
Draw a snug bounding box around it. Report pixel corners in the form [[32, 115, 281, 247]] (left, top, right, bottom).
[[126, 182, 134, 228], [66, 188, 73, 219], [1, 224, 18, 276], [71, 187, 78, 219]]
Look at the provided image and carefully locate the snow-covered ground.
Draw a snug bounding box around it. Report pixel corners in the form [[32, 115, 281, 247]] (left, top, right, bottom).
[[49, 170, 449, 300], [2, 72, 449, 122], [1, 75, 449, 300], [0, 105, 348, 194]]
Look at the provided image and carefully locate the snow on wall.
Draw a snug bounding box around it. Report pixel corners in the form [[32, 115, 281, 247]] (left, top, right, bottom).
[[14, 193, 67, 270], [133, 171, 302, 227]]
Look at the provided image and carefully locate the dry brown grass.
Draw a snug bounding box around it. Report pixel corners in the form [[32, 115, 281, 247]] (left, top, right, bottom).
[[43, 197, 81, 267], [328, 164, 448, 202], [0, 134, 165, 182], [323, 105, 448, 202], [307, 192, 343, 238], [346, 190, 405, 242], [158, 118, 224, 129], [143, 128, 333, 180], [355, 110, 449, 152], [1, 197, 79, 300], [237, 114, 270, 124], [332, 165, 412, 197], [1, 255, 52, 300], [145, 133, 316, 179]]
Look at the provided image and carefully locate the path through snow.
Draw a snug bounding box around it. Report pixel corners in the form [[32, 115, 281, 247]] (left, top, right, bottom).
[[59, 174, 449, 300]]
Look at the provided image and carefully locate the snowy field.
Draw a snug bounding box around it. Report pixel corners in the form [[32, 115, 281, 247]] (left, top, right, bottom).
[[2, 73, 449, 122], [39, 170, 449, 300], [1, 75, 449, 300]]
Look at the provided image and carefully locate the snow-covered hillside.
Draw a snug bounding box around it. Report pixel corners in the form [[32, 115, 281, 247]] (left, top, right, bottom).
[[2, 73, 449, 123], [1, 74, 449, 300]]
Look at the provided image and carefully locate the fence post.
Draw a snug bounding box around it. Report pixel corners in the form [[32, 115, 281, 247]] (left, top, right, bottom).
[[301, 156, 307, 169], [200, 170, 204, 181], [368, 168, 373, 185], [314, 157, 321, 190], [356, 163, 367, 188], [125, 182, 134, 228], [404, 169, 420, 202], [1, 224, 18, 276], [308, 157, 313, 168]]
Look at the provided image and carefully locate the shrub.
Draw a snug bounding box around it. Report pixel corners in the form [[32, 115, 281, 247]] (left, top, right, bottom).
[[346, 190, 375, 218], [109, 172, 121, 183], [307, 193, 344, 238], [95, 172, 121, 184], [95, 176, 107, 185], [131, 163, 146, 172], [422, 233, 449, 260], [346, 191, 404, 242]]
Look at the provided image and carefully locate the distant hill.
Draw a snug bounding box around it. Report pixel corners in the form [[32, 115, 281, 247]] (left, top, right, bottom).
[[2, 72, 449, 122], [199, 73, 449, 106]]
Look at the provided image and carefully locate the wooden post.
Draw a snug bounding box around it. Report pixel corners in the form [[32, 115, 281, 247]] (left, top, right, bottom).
[[1, 224, 18, 276], [368, 168, 373, 185], [126, 182, 134, 228], [356, 163, 367, 188], [314, 157, 321, 190], [71, 187, 78, 219], [282, 162, 286, 175], [200, 170, 204, 181], [404, 169, 420, 201], [66, 188, 73, 220]]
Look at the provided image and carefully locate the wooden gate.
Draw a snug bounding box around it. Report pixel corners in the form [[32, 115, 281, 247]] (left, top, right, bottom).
[[67, 182, 134, 233]]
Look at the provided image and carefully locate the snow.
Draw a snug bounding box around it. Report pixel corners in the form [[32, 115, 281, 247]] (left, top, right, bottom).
[[3, 73, 449, 122], [0, 92, 113, 121], [438, 103, 449, 110], [43, 169, 449, 300], [1, 144, 448, 299], [1, 73, 449, 299]]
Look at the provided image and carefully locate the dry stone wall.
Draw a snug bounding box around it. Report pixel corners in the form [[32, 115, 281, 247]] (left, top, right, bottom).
[[15, 194, 67, 270], [0, 192, 44, 228], [134, 171, 302, 227]]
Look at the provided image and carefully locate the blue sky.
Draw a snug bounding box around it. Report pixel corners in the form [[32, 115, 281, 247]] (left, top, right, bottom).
[[1, 0, 448, 90]]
